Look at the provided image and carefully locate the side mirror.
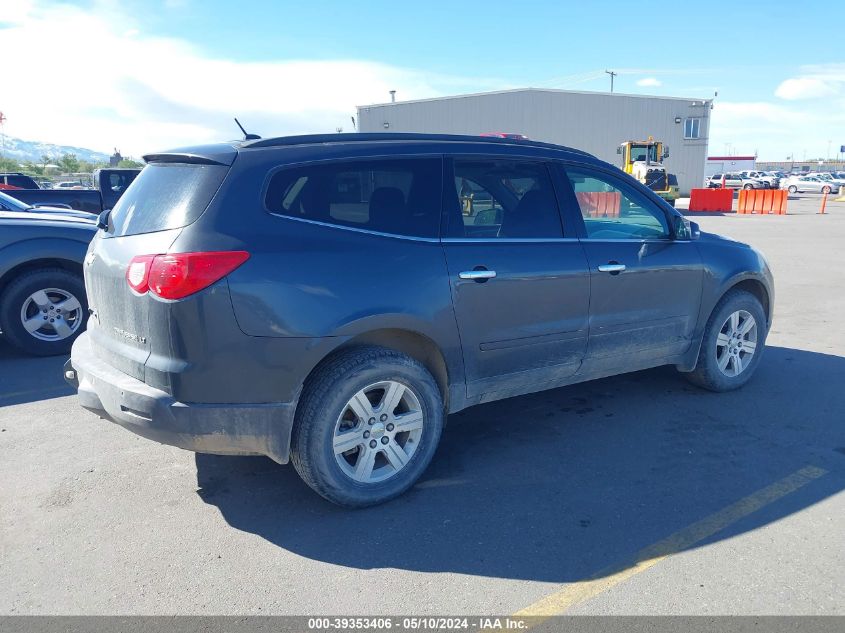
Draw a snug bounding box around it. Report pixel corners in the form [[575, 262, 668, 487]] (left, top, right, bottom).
[[674, 215, 700, 240], [662, 146, 670, 159], [616, 146, 623, 155], [689, 220, 701, 240], [97, 209, 111, 231]]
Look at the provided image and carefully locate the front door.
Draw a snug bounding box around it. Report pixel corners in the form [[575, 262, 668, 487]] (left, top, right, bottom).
[[442, 157, 591, 400], [557, 165, 704, 371]]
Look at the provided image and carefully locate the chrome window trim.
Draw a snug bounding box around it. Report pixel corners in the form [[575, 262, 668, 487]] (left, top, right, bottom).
[[267, 212, 441, 243], [577, 237, 681, 244], [441, 237, 579, 244]]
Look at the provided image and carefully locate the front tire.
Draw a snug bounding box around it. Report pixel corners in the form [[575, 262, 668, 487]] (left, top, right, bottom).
[[788, 185, 798, 194], [0, 268, 87, 356], [684, 289, 766, 392], [822, 185, 831, 194], [291, 346, 444, 507], [743, 184, 753, 190]]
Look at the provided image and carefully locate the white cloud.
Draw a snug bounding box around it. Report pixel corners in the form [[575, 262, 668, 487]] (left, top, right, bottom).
[[1, 1, 496, 157], [775, 64, 845, 100], [709, 99, 845, 159], [636, 77, 662, 87], [775, 77, 837, 100]]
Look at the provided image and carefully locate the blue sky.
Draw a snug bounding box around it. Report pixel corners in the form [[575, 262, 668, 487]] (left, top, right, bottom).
[[4, 0, 844, 160]]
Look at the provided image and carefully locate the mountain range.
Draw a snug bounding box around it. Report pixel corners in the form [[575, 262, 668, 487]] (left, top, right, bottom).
[[0, 135, 111, 164]]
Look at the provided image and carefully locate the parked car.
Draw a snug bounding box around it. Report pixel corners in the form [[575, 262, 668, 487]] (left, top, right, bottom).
[[739, 170, 779, 189], [65, 133, 774, 507], [0, 172, 41, 190], [0, 190, 101, 220], [810, 172, 845, 189], [2, 167, 141, 215], [0, 210, 96, 355], [706, 173, 765, 189], [781, 175, 840, 194]]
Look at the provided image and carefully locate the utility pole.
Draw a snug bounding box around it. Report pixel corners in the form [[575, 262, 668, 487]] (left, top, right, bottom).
[[605, 70, 617, 93]]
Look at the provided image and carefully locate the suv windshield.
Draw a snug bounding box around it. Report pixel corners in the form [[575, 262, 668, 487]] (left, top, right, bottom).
[[109, 163, 227, 236]]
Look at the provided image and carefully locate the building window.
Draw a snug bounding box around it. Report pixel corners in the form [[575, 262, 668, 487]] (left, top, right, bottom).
[[684, 118, 702, 139]]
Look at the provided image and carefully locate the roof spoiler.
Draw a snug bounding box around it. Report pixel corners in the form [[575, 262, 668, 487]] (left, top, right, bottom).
[[143, 143, 238, 166]]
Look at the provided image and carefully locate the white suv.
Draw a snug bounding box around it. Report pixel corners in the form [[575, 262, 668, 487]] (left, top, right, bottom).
[[739, 171, 778, 189], [706, 173, 765, 190]]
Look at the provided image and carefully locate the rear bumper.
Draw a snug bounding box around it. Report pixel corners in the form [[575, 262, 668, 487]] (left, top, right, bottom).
[[65, 332, 296, 464]]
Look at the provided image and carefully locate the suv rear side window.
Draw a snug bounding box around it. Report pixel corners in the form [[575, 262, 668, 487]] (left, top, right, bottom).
[[265, 158, 441, 238], [447, 159, 562, 238], [109, 163, 227, 237]]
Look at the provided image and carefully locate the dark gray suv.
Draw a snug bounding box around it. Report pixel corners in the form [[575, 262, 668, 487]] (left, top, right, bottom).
[[66, 133, 774, 507]]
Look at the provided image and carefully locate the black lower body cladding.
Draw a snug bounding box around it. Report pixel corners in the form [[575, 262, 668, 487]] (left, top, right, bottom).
[[67, 333, 297, 463]]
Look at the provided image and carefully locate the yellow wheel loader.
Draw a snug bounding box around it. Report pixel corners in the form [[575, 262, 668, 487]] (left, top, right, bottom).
[[617, 137, 680, 207]]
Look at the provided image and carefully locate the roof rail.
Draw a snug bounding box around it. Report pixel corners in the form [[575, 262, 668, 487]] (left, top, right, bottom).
[[241, 133, 591, 156]]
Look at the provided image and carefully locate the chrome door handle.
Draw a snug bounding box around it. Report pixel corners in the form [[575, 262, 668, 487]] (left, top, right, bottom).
[[597, 263, 626, 273], [459, 270, 497, 280]]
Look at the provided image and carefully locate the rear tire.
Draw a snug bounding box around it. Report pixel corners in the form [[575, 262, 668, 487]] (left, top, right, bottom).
[[291, 346, 444, 507], [683, 289, 766, 392], [0, 268, 87, 356], [743, 184, 753, 190], [822, 185, 831, 194]]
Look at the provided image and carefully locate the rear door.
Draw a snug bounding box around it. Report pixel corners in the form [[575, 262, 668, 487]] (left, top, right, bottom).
[[85, 160, 228, 380], [557, 164, 703, 370], [442, 156, 590, 400]]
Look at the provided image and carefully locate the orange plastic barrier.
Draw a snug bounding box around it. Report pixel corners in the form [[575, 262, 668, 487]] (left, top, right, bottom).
[[575, 191, 621, 217], [737, 189, 787, 215], [688, 188, 733, 212]]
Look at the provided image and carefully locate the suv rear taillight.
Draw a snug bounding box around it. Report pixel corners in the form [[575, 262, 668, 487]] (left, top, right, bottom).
[[126, 251, 250, 300]]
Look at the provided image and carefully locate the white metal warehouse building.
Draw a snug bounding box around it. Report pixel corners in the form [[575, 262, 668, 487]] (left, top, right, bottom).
[[357, 88, 713, 194]]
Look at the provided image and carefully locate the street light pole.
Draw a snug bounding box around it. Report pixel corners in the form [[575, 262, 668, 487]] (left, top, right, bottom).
[[605, 70, 618, 93]]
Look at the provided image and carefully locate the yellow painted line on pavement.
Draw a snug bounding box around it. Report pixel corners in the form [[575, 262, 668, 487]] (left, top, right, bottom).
[[515, 465, 828, 619]]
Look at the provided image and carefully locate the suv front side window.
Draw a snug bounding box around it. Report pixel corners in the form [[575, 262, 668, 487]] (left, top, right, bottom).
[[565, 168, 670, 240], [265, 157, 442, 238], [446, 159, 562, 239]]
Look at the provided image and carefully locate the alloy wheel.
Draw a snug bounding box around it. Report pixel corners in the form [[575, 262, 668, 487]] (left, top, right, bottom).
[[19, 288, 83, 342], [715, 309, 757, 377], [332, 380, 425, 484]]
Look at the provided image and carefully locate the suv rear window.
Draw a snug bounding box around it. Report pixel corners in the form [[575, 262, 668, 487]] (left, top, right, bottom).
[[109, 163, 226, 236], [264, 158, 442, 238]]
